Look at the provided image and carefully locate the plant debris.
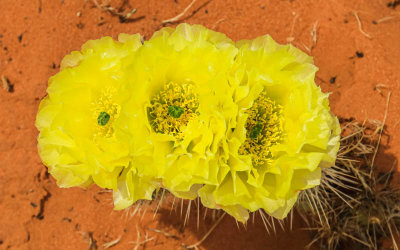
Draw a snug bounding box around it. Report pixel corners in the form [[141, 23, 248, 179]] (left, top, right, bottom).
[[91, 0, 137, 23], [18, 33, 23, 43], [147, 228, 180, 240], [129, 224, 155, 250], [387, 0, 400, 8], [354, 11, 372, 39], [87, 232, 98, 250], [356, 51, 364, 58], [162, 0, 197, 24], [1, 75, 14, 93], [76, 22, 85, 29], [103, 236, 122, 249]]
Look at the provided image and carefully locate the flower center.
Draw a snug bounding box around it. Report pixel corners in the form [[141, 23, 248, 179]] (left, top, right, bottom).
[[238, 92, 283, 165], [93, 88, 120, 138], [147, 82, 199, 138]]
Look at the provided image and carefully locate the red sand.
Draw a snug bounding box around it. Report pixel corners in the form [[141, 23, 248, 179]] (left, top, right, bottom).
[[0, 0, 399, 249]]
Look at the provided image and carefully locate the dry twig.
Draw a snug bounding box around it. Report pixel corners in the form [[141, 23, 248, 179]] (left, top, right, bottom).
[[375, 15, 399, 24], [162, 0, 198, 24], [371, 92, 391, 176], [311, 21, 318, 48], [212, 18, 226, 29], [92, 0, 136, 22], [374, 84, 389, 96], [129, 224, 155, 250], [287, 13, 299, 42], [354, 11, 372, 39], [1, 75, 12, 92], [87, 232, 98, 250], [103, 236, 122, 249], [147, 228, 180, 240], [184, 213, 226, 249]]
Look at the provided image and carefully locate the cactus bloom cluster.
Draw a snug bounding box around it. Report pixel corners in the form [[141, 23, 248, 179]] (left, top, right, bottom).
[[36, 24, 340, 222]]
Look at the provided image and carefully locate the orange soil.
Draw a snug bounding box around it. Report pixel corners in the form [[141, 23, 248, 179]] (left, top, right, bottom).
[[0, 0, 399, 249]]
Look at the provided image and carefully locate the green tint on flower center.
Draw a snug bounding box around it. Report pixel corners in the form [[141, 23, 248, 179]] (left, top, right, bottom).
[[249, 122, 263, 139], [239, 92, 284, 165], [168, 105, 185, 118], [148, 82, 199, 138], [97, 112, 111, 126]]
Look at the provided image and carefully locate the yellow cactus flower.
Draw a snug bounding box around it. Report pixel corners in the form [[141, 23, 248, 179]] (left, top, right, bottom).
[[198, 35, 341, 222], [36, 34, 144, 190], [36, 24, 340, 222], [114, 23, 239, 209]]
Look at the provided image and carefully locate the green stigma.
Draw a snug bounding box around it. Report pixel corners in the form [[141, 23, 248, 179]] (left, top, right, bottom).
[[97, 112, 110, 126], [249, 122, 263, 139], [168, 105, 184, 118]]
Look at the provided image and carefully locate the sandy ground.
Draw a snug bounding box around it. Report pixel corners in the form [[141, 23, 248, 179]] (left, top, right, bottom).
[[0, 0, 399, 249]]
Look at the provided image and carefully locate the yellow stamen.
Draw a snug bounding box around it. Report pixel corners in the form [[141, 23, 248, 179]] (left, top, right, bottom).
[[238, 92, 284, 165], [147, 82, 199, 139], [93, 87, 120, 138]]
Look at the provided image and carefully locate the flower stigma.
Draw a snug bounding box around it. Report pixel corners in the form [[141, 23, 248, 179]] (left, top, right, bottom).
[[249, 121, 263, 139], [168, 105, 185, 118], [97, 112, 110, 126]]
